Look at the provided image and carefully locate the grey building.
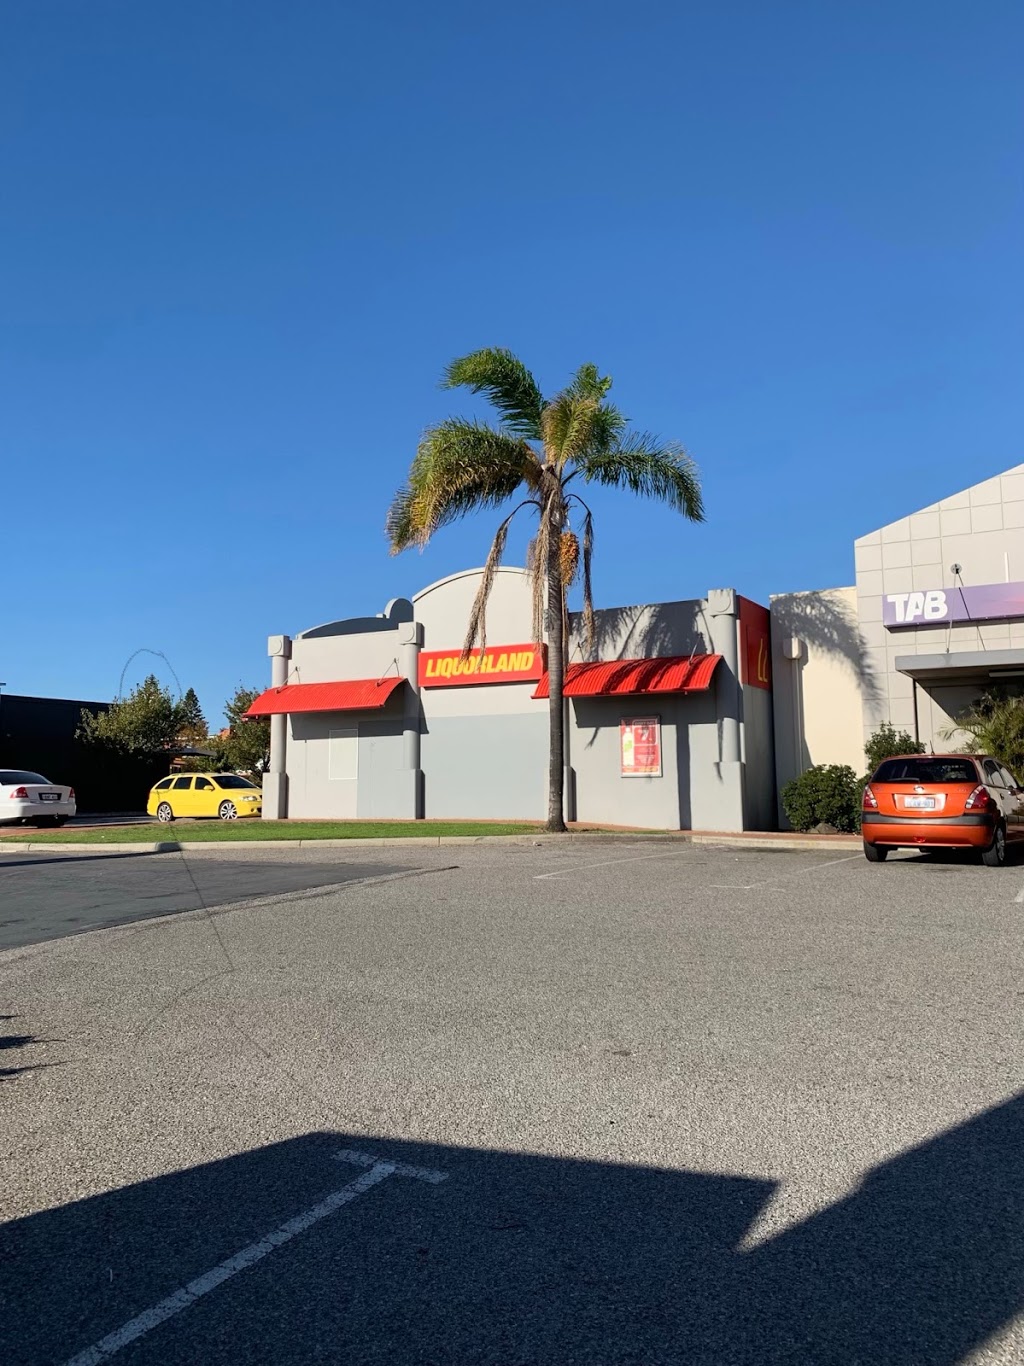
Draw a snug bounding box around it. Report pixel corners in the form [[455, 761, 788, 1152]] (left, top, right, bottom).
[[250, 567, 776, 831]]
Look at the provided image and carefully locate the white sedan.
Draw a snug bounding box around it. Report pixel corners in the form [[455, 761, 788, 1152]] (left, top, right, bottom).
[[0, 770, 77, 826]]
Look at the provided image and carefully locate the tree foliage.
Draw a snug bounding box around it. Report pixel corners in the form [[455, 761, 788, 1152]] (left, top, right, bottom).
[[946, 690, 1024, 776], [216, 686, 271, 781], [864, 722, 924, 776], [78, 674, 182, 755], [176, 687, 208, 745], [386, 348, 703, 830]]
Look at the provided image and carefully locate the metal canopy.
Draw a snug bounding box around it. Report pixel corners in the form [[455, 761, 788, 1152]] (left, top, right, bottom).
[[895, 648, 1024, 686]]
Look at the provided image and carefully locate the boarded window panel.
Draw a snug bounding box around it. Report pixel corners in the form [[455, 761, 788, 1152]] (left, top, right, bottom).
[[329, 728, 358, 781]]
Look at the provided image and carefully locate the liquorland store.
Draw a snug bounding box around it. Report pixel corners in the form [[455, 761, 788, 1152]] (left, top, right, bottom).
[[248, 460, 1024, 831], [247, 567, 776, 832]]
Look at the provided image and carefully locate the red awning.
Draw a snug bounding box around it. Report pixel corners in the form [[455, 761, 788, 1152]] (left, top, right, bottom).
[[532, 654, 721, 699], [245, 677, 405, 716]]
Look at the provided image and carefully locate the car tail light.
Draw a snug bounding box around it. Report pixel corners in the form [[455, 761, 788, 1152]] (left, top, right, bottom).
[[862, 784, 878, 810], [68, 788, 75, 801], [9, 786, 28, 799], [965, 785, 996, 813]]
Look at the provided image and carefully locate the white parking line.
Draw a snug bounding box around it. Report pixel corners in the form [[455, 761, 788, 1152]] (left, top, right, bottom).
[[704, 852, 862, 891], [64, 1150, 447, 1366], [538, 849, 862, 887], [534, 852, 682, 880], [334, 1148, 448, 1183], [1015, 884, 1024, 903]]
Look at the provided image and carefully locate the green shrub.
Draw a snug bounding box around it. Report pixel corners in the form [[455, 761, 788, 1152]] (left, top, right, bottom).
[[864, 722, 923, 775], [944, 689, 1024, 775], [781, 764, 862, 833]]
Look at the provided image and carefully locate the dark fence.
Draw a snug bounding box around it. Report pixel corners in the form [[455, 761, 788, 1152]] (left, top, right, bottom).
[[0, 694, 171, 812]]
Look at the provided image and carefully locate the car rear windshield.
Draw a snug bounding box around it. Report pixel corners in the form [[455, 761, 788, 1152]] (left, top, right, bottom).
[[0, 770, 51, 786], [873, 757, 979, 784], [214, 774, 258, 789]]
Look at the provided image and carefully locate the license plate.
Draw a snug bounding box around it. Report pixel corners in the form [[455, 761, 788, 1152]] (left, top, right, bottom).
[[39, 793, 60, 803], [905, 796, 935, 809]]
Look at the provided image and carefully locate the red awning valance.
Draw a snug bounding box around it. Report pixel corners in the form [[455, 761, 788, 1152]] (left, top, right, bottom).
[[245, 678, 405, 716], [532, 654, 721, 699]]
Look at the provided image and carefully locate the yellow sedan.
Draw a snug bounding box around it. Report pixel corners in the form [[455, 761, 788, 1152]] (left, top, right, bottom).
[[147, 773, 263, 822]]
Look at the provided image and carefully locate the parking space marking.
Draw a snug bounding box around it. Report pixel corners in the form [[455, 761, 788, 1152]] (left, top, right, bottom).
[[64, 1150, 448, 1366], [1015, 884, 1024, 903], [334, 1147, 448, 1183], [534, 852, 683, 880], [705, 853, 863, 891]]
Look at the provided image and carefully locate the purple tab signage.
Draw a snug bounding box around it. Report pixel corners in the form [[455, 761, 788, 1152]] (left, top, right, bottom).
[[883, 581, 1024, 629]]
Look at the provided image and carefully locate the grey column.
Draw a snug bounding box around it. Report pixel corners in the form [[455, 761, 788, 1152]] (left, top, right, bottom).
[[698, 588, 746, 832], [262, 633, 291, 819], [398, 620, 424, 817], [707, 588, 741, 762]]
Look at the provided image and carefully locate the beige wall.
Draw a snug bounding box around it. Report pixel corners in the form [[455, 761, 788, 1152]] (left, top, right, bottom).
[[770, 587, 868, 818], [854, 462, 1024, 744]]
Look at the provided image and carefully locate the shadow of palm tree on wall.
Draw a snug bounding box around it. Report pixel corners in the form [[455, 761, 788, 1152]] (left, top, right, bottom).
[[5, 1091, 1023, 1364], [771, 589, 882, 706], [568, 599, 710, 664]]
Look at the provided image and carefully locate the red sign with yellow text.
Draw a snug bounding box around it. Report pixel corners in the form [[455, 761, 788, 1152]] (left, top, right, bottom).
[[418, 643, 546, 688], [738, 597, 771, 690]]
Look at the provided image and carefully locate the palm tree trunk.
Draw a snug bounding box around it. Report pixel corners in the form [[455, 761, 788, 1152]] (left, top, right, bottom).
[[545, 516, 567, 833]]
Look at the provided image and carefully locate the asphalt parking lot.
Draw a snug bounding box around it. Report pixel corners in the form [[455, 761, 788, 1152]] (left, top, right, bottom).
[[0, 850, 407, 950], [2, 839, 1023, 1364]]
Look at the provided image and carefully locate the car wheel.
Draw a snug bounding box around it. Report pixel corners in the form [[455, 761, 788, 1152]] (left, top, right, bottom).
[[982, 822, 1007, 867], [863, 840, 888, 862], [156, 802, 175, 823], [218, 800, 238, 820]]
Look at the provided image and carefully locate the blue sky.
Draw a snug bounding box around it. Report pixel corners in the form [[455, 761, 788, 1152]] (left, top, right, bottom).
[[3, 2, 1021, 720]]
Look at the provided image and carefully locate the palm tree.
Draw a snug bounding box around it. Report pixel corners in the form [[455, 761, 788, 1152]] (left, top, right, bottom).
[[387, 348, 703, 832]]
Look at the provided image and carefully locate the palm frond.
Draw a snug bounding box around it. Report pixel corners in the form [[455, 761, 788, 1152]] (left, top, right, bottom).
[[580, 401, 627, 455], [568, 363, 612, 402], [529, 515, 551, 644], [442, 348, 544, 438], [386, 420, 540, 552], [581, 509, 595, 652], [463, 502, 530, 657], [540, 393, 601, 468], [575, 433, 704, 521]]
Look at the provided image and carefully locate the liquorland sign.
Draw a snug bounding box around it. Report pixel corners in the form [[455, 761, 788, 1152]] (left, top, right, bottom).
[[883, 581, 1024, 629], [418, 643, 546, 687]]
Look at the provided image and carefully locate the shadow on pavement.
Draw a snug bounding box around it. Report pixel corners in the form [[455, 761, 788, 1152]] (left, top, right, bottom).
[[887, 845, 1024, 868], [0, 852, 168, 871], [3, 1092, 1024, 1364], [0, 1026, 61, 1083], [0, 1034, 36, 1051]]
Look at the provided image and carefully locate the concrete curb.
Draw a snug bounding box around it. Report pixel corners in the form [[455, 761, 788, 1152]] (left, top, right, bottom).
[[2, 831, 862, 855], [690, 834, 860, 852], [4, 833, 612, 853], [0, 840, 184, 854]]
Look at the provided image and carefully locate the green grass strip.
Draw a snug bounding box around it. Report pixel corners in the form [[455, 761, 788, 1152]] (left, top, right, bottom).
[[10, 820, 541, 844]]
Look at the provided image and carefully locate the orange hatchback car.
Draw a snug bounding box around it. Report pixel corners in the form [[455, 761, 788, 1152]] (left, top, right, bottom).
[[862, 753, 1024, 866]]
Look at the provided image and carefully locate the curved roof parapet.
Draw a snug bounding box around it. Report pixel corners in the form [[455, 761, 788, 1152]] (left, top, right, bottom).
[[298, 597, 415, 639], [412, 566, 529, 601]]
